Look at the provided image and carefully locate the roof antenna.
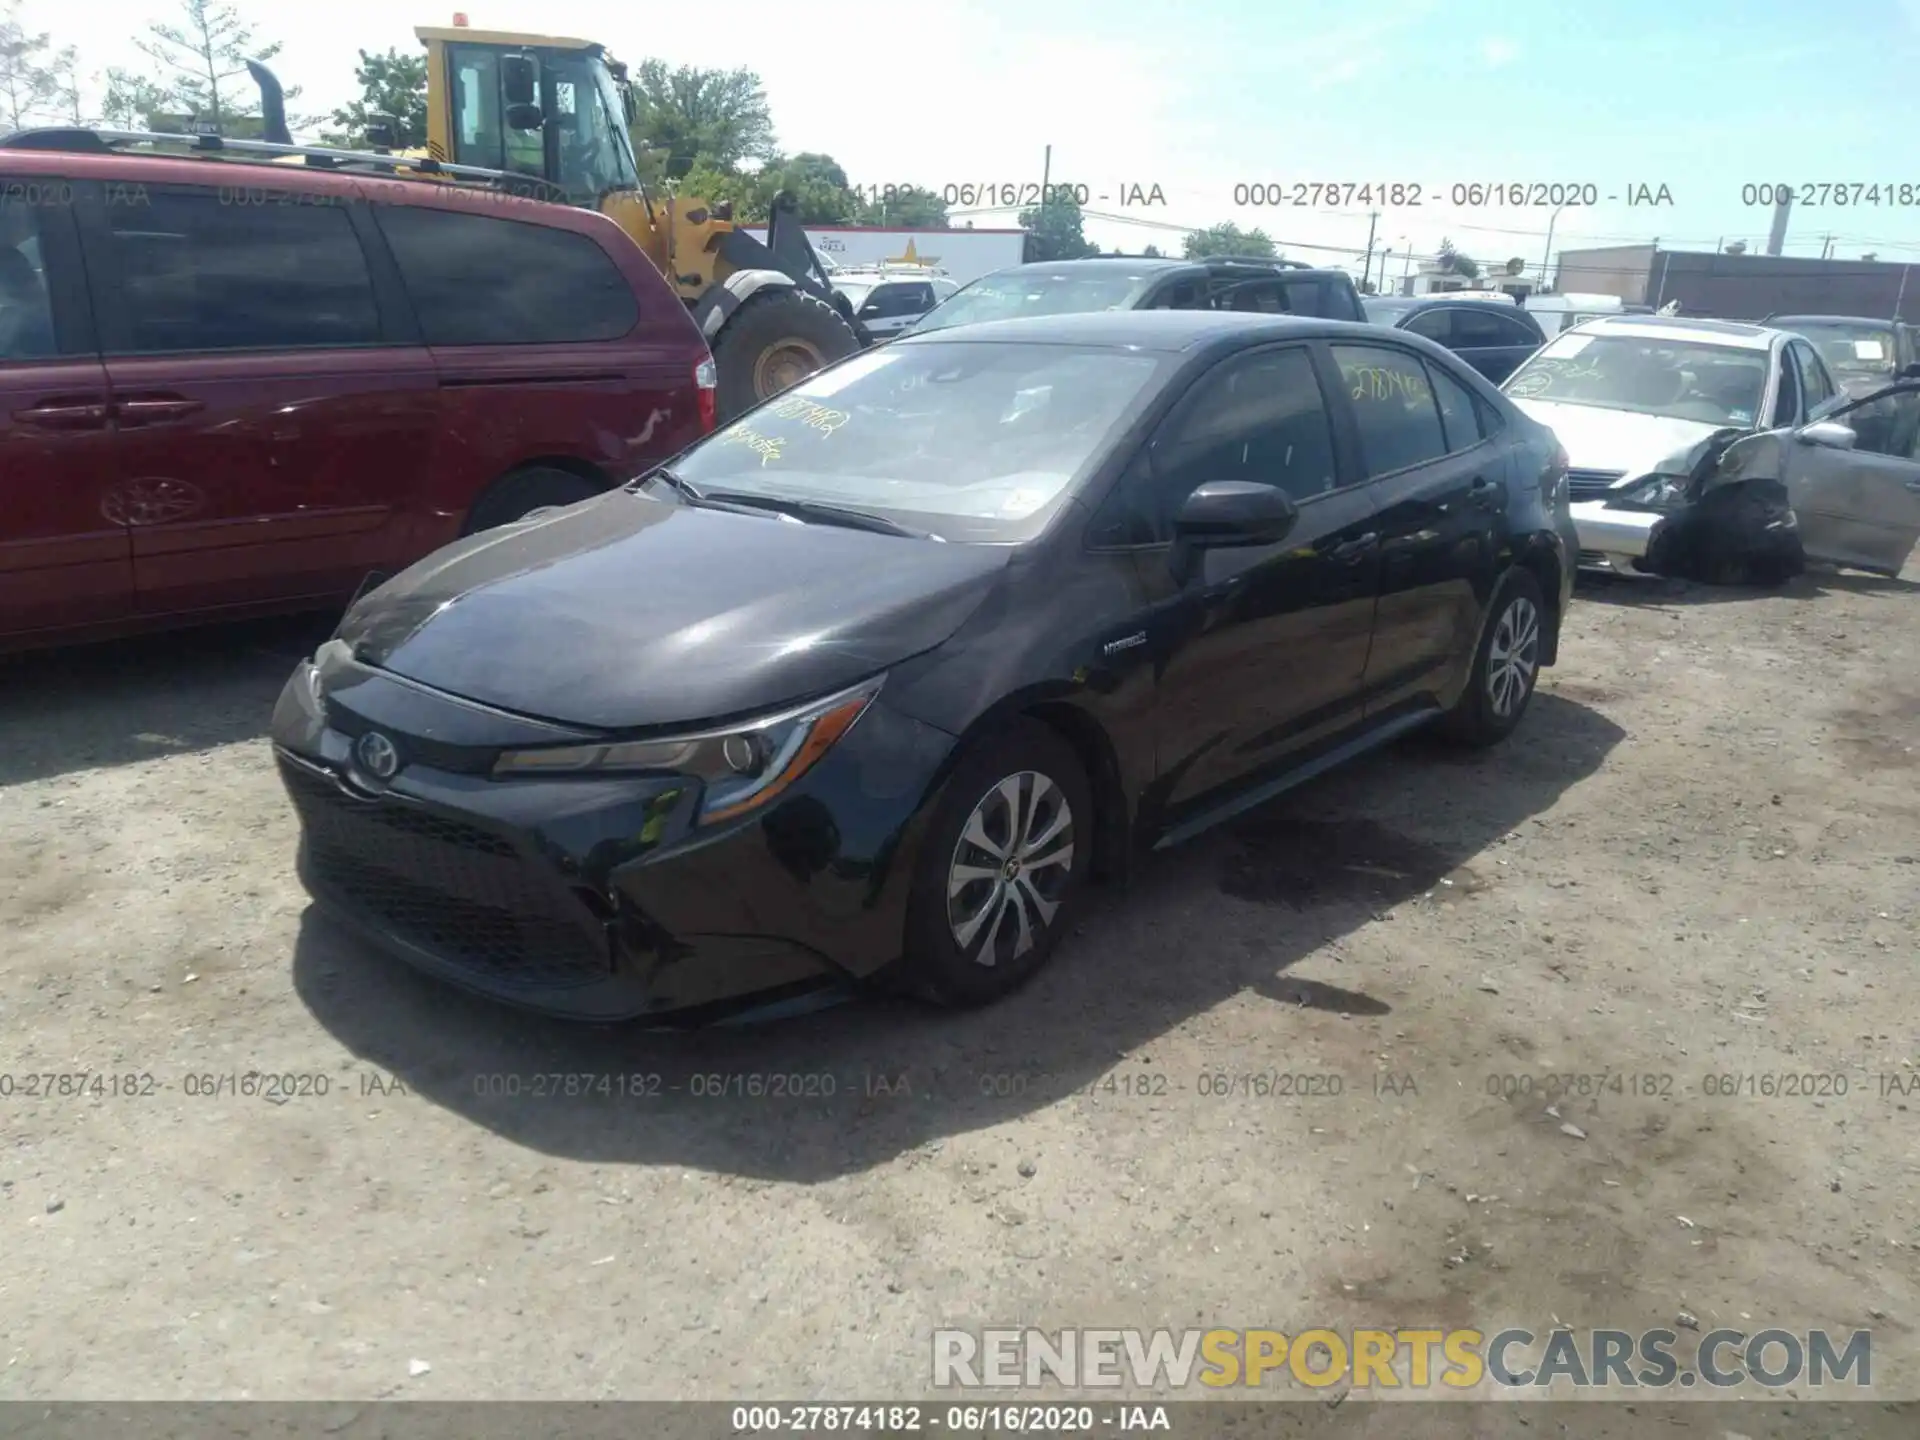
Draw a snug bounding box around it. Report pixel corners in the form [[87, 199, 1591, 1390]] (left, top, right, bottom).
[[246, 60, 292, 145]]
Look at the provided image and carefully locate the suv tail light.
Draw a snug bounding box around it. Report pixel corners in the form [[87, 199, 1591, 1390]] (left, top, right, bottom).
[[694, 356, 717, 433]]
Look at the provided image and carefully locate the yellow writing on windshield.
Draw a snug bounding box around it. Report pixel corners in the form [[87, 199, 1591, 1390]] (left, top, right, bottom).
[[1343, 365, 1431, 404], [720, 425, 785, 466], [768, 396, 851, 434]]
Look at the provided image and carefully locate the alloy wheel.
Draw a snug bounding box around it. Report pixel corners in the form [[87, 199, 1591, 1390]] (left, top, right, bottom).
[[946, 772, 1076, 967], [1486, 595, 1540, 719]]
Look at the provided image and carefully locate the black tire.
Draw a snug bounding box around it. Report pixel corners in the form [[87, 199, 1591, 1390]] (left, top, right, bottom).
[[900, 719, 1093, 1008], [1440, 568, 1547, 748], [711, 288, 861, 421], [461, 467, 601, 536]]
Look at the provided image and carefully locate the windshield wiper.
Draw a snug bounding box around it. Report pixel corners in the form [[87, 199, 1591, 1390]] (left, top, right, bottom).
[[701, 491, 942, 541], [632, 467, 705, 502]]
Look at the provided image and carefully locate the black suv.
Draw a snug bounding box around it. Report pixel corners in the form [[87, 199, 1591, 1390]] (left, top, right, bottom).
[[1362, 295, 1547, 383], [274, 310, 1577, 1024], [908, 255, 1367, 335]]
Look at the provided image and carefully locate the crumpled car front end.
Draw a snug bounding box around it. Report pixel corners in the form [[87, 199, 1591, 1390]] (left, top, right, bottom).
[[1591, 428, 1805, 586]]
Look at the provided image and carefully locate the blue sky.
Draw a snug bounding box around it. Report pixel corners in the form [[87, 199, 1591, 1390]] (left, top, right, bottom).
[[41, 0, 1920, 278]]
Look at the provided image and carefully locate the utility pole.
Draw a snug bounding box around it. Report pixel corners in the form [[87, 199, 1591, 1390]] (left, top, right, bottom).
[[1820, 233, 1834, 260], [1031, 144, 1051, 262], [1361, 210, 1379, 291]]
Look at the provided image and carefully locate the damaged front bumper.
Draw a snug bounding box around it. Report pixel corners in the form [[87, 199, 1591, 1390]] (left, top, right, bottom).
[[1570, 500, 1665, 575]]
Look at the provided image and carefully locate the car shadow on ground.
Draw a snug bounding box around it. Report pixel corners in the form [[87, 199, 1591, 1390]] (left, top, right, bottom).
[[1573, 565, 1920, 609], [293, 692, 1626, 1181], [0, 614, 334, 788]]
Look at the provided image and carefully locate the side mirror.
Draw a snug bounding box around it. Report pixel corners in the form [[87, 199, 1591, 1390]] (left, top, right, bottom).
[[1797, 420, 1857, 451], [1901, 361, 1920, 380], [1173, 480, 1299, 548], [502, 53, 539, 107], [505, 102, 544, 131]]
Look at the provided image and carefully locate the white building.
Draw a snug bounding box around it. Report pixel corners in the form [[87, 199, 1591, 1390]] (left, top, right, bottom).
[[744, 225, 1029, 286]]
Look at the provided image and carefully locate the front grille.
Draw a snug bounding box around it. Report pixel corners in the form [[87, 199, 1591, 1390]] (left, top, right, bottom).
[[282, 761, 610, 990], [1566, 467, 1627, 501]]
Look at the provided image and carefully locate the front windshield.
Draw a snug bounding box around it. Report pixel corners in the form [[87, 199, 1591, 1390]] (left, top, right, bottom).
[[913, 268, 1158, 334], [551, 52, 640, 202], [1782, 322, 1897, 379], [1503, 332, 1770, 427], [663, 341, 1166, 541], [834, 281, 876, 311]]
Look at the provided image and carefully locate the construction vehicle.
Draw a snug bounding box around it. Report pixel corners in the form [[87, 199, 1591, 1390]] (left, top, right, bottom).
[[1, 14, 864, 420]]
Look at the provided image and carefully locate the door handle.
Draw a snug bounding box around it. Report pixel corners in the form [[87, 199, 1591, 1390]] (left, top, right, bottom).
[[13, 400, 110, 429], [1326, 532, 1380, 562], [116, 397, 206, 425]]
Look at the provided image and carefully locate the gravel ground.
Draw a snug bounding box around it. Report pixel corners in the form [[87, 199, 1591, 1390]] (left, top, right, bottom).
[[2, 560, 1916, 1428]]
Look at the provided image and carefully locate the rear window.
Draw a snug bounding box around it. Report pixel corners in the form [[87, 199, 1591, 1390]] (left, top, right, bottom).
[[375, 205, 639, 345]]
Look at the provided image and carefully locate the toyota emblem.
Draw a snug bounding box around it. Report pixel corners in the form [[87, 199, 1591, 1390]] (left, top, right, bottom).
[[355, 731, 400, 780]]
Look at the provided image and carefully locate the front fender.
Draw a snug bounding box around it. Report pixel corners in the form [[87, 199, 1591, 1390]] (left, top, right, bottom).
[[691, 269, 795, 340]]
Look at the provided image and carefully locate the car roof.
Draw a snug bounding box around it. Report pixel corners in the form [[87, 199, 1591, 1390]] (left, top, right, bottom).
[[1372, 295, 1522, 312], [893, 309, 1370, 352], [1568, 314, 1780, 350], [1767, 314, 1896, 328], [0, 141, 607, 229], [996, 257, 1192, 274]]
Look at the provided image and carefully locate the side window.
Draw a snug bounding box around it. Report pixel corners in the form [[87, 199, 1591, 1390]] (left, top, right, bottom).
[[375, 205, 639, 345], [1425, 360, 1484, 454], [0, 193, 57, 361], [1331, 343, 1449, 477], [1404, 308, 1452, 342], [102, 188, 380, 353], [1150, 279, 1205, 310], [899, 283, 936, 315], [1770, 348, 1801, 425], [1490, 311, 1543, 345], [1451, 309, 1528, 345], [1795, 343, 1835, 409], [1282, 280, 1338, 317], [1139, 346, 1338, 534], [1217, 280, 1286, 314]]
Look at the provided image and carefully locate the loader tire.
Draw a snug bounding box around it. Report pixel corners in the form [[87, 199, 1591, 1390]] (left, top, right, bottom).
[[711, 288, 861, 421]]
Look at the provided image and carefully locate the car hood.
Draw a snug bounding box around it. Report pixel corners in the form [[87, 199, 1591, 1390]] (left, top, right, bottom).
[[1510, 398, 1728, 482], [334, 491, 1011, 732]]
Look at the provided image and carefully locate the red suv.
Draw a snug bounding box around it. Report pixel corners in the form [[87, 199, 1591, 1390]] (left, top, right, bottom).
[[0, 145, 715, 651]]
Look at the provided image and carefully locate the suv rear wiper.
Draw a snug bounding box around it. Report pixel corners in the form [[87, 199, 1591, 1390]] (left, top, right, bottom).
[[702, 491, 942, 541]]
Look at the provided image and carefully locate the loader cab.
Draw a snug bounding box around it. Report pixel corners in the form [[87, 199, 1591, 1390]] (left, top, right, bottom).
[[418, 25, 642, 207]]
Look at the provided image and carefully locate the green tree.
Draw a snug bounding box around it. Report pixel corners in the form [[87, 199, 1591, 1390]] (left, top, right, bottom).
[[630, 59, 774, 180], [854, 184, 948, 228], [1018, 193, 1100, 261], [672, 158, 767, 220], [101, 66, 172, 130], [1436, 237, 1480, 281], [0, 0, 57, 132], [134, 0, 300, 129], [322, 47, 426, 149], [47, 44, 82, 124], [1143, 243, 1163, 258], [1183, 222, 1276, 259]]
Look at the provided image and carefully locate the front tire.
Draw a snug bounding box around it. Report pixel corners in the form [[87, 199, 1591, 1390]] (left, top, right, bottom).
[[1441, 569, 1546, 748], [710, 289, 861, 421], [900, 720, 1092, 1008]]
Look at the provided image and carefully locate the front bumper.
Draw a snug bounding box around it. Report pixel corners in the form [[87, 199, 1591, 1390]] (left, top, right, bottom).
[[1569, 500, 1663, 575], [271, 659, 957, 1022]]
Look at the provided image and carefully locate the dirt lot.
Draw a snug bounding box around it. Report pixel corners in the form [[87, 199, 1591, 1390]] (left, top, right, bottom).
[[2, 561, 1917, 1426]]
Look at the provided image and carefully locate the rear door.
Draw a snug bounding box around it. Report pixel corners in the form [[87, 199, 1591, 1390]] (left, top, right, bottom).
[[1783, 381, 1920, 576], [1330, 340, 1507, 714], [0, 178, 127, 639], [78, 182, 439, 616], [371, 202, 706, 511]]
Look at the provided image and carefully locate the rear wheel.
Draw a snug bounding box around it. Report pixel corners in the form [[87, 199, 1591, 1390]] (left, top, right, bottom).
[[1440, 568, 1545, 748], [900, 720, 1092, 1008], [461, 467, 600, 536], [710, 289, 861, 421]]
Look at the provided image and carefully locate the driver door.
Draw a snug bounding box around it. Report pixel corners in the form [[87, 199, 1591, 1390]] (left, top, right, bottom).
[[1783, 381, 1920, 576]]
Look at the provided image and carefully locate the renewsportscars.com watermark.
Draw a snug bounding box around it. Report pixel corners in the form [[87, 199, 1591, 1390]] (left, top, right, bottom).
[[933, 1327, 1872, 1395]]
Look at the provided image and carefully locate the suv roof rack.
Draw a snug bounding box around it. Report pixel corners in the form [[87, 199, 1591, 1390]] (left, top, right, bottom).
[[1197, 255, 1311, 270], [0, 125, 565, 201]]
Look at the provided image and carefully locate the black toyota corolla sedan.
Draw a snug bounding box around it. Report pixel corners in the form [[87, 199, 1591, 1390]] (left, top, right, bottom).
[[273, 310, 1576, 1023]]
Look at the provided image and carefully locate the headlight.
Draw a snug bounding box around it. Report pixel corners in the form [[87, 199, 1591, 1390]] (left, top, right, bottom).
[[1609, 475, 1688, 510], [492, 674, 884, 825]]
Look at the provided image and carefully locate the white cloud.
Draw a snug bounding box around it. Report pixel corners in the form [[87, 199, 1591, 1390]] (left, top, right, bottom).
[[1481, 37, 1521, 67]]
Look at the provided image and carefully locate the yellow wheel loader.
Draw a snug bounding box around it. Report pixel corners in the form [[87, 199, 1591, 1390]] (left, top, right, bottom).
[[393, 21, 865, 417]]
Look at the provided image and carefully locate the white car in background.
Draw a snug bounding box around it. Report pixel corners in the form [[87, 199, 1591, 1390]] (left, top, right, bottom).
[[1501, 315, 1920, 578]]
